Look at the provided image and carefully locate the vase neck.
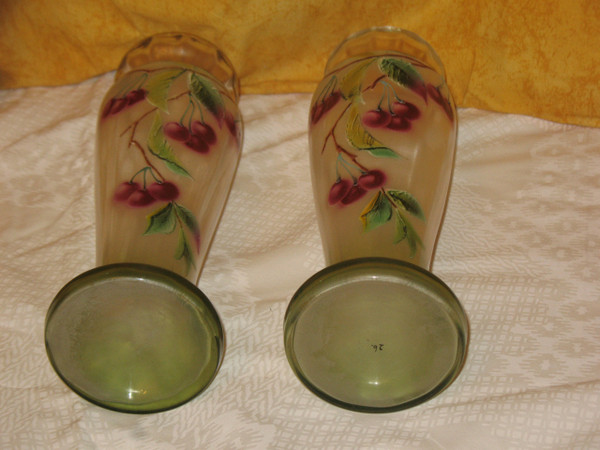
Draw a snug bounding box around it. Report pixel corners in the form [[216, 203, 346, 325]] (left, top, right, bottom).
[[116, 32, 239, 102], [325, 27, 446, 78]]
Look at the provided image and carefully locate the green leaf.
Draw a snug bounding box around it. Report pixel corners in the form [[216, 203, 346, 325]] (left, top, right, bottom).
[[366, 147, 401, 158], [147, 112, 191, 177], [379, 58, 423, 89], [346, 106, 398, 158], [174, 203, 201, 252], [144, 203, 176, 235], [393, 210, 408, 243], [175, 228, 195, 272], [189, 73, 225, 121], [405, 216, 422, 257], [394, 210, 423, 257], [340, 59, 373, 99], [145, 69, 182, 112], [387, 189, 425, 220], [360, 191, 393, 231]]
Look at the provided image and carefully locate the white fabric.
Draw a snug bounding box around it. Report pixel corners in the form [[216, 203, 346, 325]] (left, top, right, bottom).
[[1, 73, 599, 449]]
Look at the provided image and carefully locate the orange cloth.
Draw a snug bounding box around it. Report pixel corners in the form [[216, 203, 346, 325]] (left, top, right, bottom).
[[0, 0, 598, 127]]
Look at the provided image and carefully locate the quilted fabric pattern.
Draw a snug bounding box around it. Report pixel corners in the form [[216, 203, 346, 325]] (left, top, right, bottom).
[[0, 74, 599, 448]]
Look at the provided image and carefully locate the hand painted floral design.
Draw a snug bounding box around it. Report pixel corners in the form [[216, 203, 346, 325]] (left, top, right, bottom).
[[312, 56, 453, 257], [102, 68, 238, 273]]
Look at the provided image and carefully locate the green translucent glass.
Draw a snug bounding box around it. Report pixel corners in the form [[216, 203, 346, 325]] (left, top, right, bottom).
[[284, 258, 468, 412], [45, 264, 224, 413]]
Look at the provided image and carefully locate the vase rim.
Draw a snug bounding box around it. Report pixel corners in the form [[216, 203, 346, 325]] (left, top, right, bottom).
[[325, 27, 446, 79], [116, 32, 240, 102]]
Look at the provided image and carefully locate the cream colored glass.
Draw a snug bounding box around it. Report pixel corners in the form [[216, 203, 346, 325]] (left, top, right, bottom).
[[96, 33, 242, 282], [284, 28, 468, 413], [45, 33, 242, 414]]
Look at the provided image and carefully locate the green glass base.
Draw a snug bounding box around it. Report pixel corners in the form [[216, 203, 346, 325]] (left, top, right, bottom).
[[284, 257, 468, 413], [45, 263, 224, 413]]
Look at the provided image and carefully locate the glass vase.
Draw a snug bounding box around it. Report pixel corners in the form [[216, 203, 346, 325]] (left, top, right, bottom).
[[44, 33, 242, 413], [284, 28, 469, 413], [97, 32, 242, 282]]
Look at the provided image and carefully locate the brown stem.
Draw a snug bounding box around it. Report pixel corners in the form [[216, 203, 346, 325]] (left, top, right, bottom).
[[364, 74, 385, 92], [120, 90, 190, 138], [321, 102, 352, 154], [130, 139, 165, 181], [332, 133, 368, 172]]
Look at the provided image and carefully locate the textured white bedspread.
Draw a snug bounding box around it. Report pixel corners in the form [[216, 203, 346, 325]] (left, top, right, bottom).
[[1, 73, 599, 449]]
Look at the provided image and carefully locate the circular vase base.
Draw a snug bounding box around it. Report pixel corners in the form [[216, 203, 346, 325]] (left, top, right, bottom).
[[284, 257, 469, 413], [45, 263, 224, 414]]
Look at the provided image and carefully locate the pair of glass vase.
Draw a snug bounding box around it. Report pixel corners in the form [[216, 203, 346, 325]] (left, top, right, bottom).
[[45, 29, 469, 414]]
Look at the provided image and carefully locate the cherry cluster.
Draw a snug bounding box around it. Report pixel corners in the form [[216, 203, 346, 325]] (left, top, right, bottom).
[[114, 180, 180, 208], [361, 100, 421, 132], [328, 169, 386, 206], [163, 120, 217, 154], [310, 91, 342, 124], [102, 89, 147, 118]]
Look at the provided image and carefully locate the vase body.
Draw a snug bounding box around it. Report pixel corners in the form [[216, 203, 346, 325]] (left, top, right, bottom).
[[309, 27, 456, 270], [284, 28, 467, 413], [96, 32, 242, 283], [45, 33, 239, 414]]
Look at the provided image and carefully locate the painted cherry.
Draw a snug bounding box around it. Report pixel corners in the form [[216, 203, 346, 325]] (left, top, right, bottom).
[[340, 184, 368, 205], [147, 181, 180, 201], [391, 101, 420, 120], [358, 170, 386, 189], [185, 134, 209, 153], [311, 91, 342, 124], [125, 89, 147, 105], [164, 122, 191, 142], [127, 189, 156, 207], [114, 181, 141, 202], [324, 91, 342, 110], [191, 121, 217, 145], [101, 98, 117, 118], [362, 109, 392, 128], [311, 103, 325, 124], [328, 178, 352, 205], [110, 98, 128, 115], [386, 115, 411, 131]]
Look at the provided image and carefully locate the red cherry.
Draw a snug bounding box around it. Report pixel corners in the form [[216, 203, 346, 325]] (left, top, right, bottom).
[[427, 84, 444, 104], [191, 121, 217, 145], [125, 89, 147, 105], [386, 116, 412, 131], [147, 181, 180, 201], [324, 91, 342, 110], [391, 101, 420, 120], [412, 83, 428, 101], [163, 122, 191, 142], [114, 181, 140, 202], [101, 98, 116, 118], [340, 184, 368, 205], [110, 98, 128, 115], [327, 178, 352, 205], [127, 189, 156, 207], [310, 103, 325, 124], [185, 134, 209, 153], [223, 112, 238, 138], [311, 91, 342, 124], [362, 109, 392, 128], [358, 170, 386, 189]]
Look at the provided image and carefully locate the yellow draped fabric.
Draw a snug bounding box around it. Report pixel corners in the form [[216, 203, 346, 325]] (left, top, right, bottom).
[[0, 0, 598, 127]]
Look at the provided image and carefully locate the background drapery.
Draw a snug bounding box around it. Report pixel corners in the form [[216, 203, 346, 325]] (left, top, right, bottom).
[[0, 0, 598, 127]]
